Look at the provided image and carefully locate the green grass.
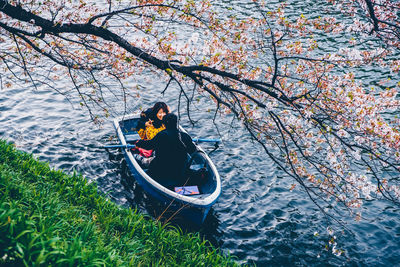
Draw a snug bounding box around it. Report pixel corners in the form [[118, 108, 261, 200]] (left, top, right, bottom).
[[0, 139, 238, 266]]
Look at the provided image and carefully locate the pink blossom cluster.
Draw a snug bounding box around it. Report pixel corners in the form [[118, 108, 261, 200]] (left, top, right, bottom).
[[1, 0, 399, 216]]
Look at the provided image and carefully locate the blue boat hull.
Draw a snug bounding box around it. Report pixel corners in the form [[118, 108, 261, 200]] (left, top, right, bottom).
[[122, 151, 210, 223], [114, 113, 220, 224]]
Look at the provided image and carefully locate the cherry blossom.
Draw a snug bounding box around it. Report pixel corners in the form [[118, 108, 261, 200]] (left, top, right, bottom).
[[0, 0, 399, 220]]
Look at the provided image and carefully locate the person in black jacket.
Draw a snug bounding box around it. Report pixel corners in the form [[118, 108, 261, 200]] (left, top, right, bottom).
[[135, 113, 197, 186]]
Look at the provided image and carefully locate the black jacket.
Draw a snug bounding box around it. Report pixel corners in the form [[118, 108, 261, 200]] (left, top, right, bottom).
[[136, 128, 197, 185]]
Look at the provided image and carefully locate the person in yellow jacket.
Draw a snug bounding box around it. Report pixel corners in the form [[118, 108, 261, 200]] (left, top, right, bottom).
[[137, 102, 170, 140]]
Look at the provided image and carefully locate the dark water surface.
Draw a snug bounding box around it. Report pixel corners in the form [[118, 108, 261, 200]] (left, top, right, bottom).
[[1, 83, 400, 266], [1, 1, 400, 266]]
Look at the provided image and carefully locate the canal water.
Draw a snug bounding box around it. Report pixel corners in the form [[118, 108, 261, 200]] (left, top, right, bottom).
[[1, 1, 400, 266], [1, 78, 399, 266]]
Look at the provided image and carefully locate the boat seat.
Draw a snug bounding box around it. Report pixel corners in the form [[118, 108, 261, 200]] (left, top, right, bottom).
[[125, 132, 140, 142]]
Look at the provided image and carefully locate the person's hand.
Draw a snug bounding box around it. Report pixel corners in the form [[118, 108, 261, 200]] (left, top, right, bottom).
[[145, 119, 153, 127]]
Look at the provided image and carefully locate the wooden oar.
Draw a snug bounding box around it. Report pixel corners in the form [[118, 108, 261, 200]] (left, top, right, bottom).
[[103, 138, 221, 150]]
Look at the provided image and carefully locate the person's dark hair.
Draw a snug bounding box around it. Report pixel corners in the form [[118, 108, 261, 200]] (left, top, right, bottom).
[[149, 102, 169, 128], [151, 102, 169, 117], [164, 113, 178, 130]]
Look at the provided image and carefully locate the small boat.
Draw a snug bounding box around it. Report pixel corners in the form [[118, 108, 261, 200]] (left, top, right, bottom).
[[113, 112, 221, 224]]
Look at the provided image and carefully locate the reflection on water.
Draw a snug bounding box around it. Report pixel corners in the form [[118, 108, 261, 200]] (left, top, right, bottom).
[[1, 0, 400, 265], [1, 84, 399, 266]]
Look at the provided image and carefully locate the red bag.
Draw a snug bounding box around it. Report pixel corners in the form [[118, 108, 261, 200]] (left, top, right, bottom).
[[138, 148, 153, 157]]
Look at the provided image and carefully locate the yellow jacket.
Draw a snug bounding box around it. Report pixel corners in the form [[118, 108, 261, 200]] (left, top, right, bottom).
[[137, 125, 165, 140]]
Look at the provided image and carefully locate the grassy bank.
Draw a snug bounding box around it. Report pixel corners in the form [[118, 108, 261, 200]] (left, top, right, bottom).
[[0, 140, 237, 266]]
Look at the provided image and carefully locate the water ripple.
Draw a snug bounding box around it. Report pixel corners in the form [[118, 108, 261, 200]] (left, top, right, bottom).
[[2, 6, 400, 263]]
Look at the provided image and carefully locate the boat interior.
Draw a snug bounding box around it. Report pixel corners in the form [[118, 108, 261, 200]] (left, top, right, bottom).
[[118, 118, 218, 196]]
